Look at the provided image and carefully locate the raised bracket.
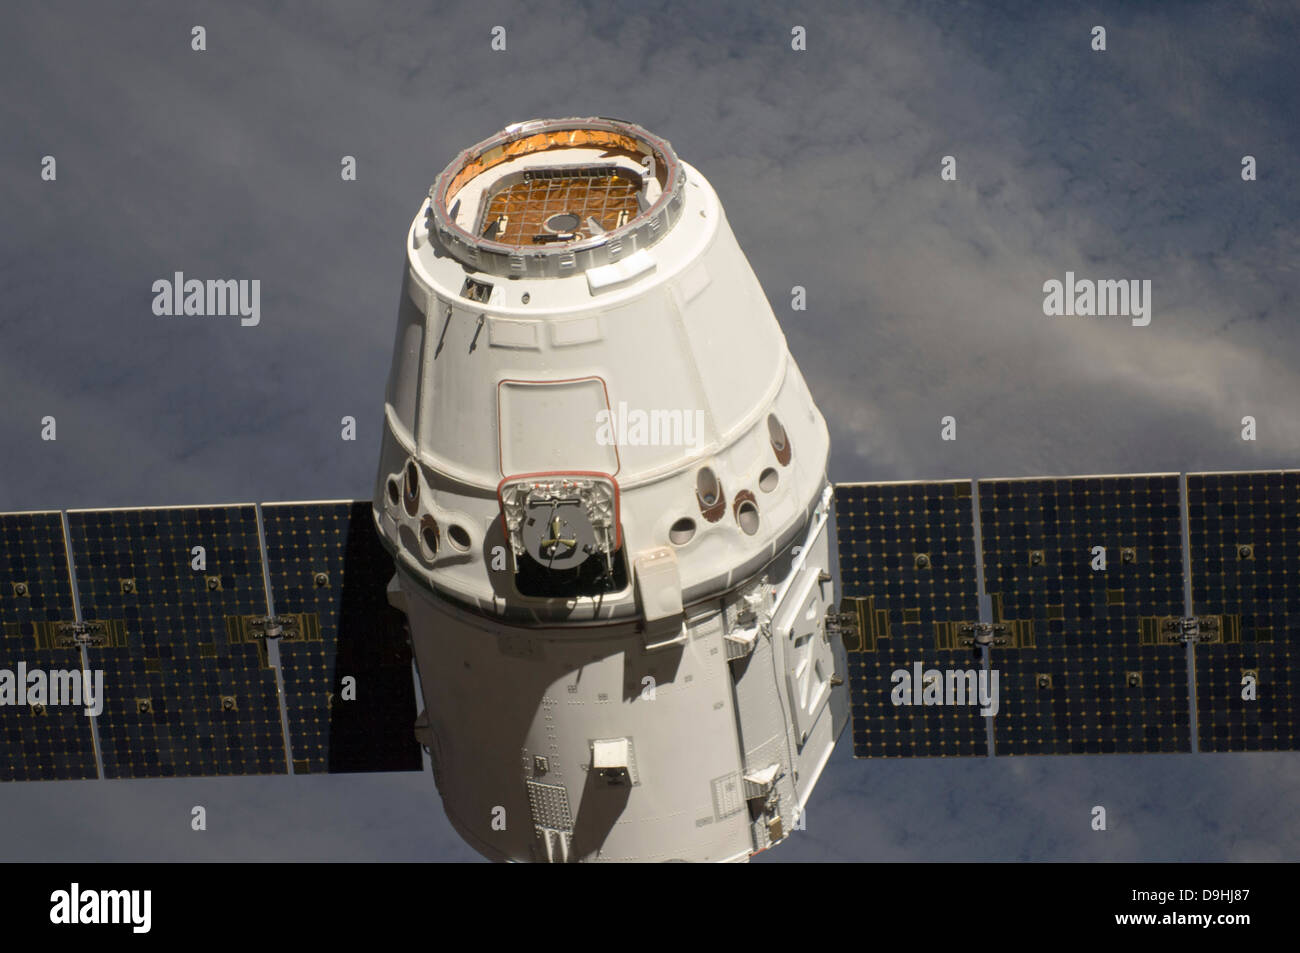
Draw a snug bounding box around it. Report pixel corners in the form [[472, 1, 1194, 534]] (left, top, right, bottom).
[[958, 621, 1009, 647], [56, 621, 107, 647], [1139, 614, 1238, 646], [248, 615, 300, 641], [1162, 615, 1220, 644]]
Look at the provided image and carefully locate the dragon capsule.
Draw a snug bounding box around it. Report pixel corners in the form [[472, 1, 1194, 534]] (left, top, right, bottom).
[[374, 117, 847, 862]]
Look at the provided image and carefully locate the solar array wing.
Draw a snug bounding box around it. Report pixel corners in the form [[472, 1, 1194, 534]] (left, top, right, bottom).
[[5, 469, 1297, 778], [834, 482, 988, 757]]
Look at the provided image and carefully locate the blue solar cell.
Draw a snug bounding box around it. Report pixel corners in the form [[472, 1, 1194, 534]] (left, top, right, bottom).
[[979, 475, 1189, 755], [68, 506, 287, 778], [835, 482, 988, 757], [1189, 470, 1300, 751]]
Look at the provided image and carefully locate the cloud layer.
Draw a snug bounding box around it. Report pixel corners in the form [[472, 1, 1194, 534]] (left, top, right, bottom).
[[1, 0, 1296, 861]]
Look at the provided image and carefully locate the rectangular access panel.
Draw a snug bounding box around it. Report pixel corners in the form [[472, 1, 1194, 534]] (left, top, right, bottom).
[[834, 482, 988, 757], [262, 501, 421, 774], [0, 512, 99, 781], [68, 506, 287, 778], [1188, 470, 1300, 752], [979, 475, 1189, 755]]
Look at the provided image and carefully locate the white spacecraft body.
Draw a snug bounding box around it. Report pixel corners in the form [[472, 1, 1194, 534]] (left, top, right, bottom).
[[372, 118, 847, 862]]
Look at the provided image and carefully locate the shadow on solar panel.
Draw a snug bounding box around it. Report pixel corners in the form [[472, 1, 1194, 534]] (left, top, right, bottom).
[[263, 501, 423, 774]]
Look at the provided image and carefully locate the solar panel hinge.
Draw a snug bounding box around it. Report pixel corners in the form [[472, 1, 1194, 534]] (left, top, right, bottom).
[[55, 621, 107, 647], [825, 610, 859, 644], [958, 622, 1008, 646], [1162, 615, 1219, 644], [248, 615, 300, 641]]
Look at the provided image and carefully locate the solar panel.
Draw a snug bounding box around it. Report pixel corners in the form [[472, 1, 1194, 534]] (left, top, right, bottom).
[[0, 512, 99, 781], [67, 506, 288, 778], [262, 501, 422, 774], [834, 482, 988, 757], [1188, 470, 1300, 752], [0, 468, 1288, 786], [978, 475, 1189, 755]]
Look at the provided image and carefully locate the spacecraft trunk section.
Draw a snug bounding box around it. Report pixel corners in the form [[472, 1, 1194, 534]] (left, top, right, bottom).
[[372, 118, 847, 862]]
